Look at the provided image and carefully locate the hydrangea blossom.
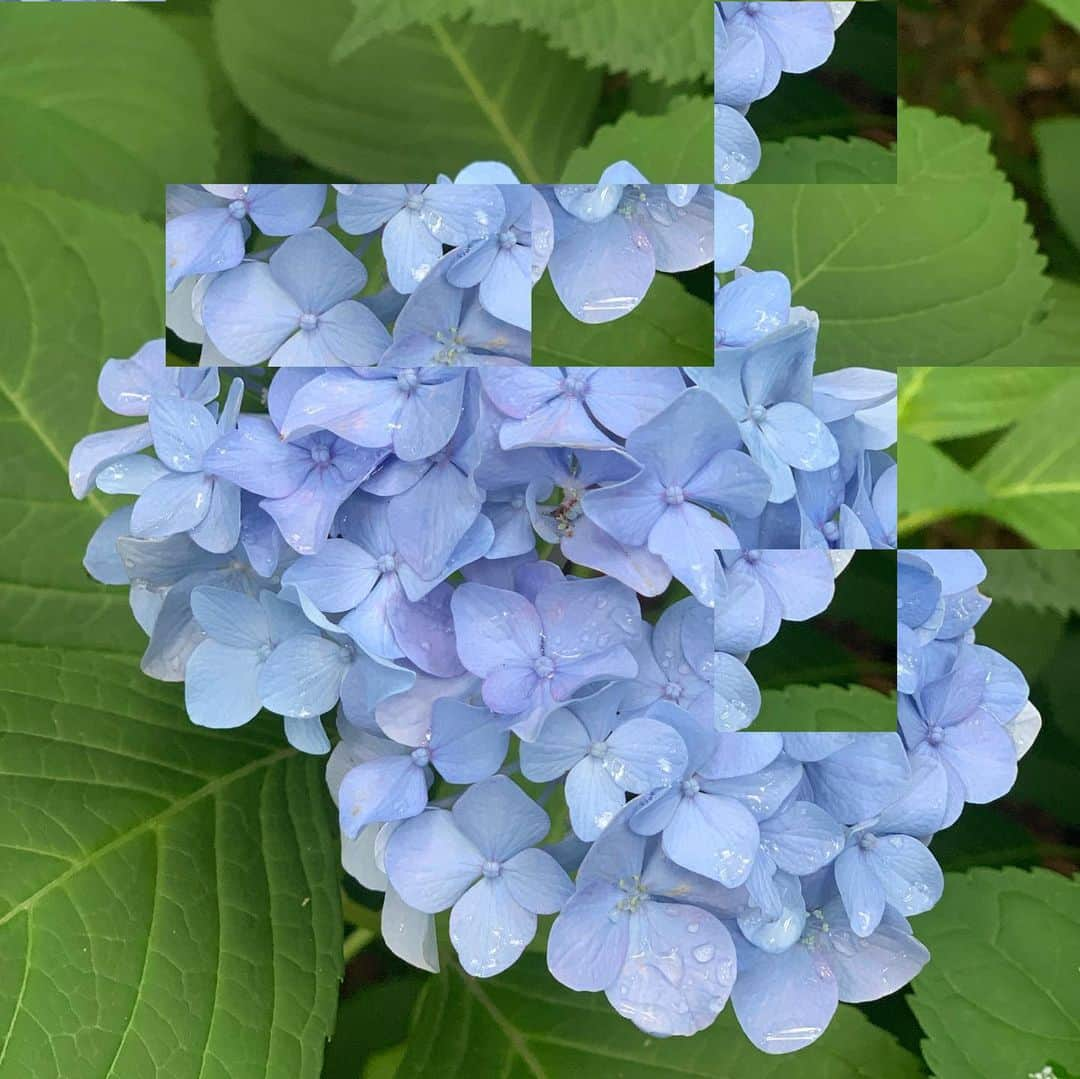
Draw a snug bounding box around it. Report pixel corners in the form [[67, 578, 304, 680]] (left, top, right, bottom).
[[71, 332, 1036, 1052], [166, 175, 744, 359], [715, 2, 855, 183]]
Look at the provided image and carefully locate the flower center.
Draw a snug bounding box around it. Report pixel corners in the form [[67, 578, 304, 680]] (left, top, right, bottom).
[[299, 312, 319, 332], [397, 368, 420, 393], [481, 859, 502, 879], [227, 199, 248, 220], [927, 724, 944, 746], [823, 520, 839, 542], [310, 443, 331, 465], [588, 740, 608, 759], [681, 777, 700, 798], [744, 549, 761, 565], [663, 484, 685, 506], [560, 375, 588, 399], [614, 875, 648, 913], [749, 404, 767, 423], [410, 747, 431, 768], [498, 228, 517, 250], [406, 193, 424, 212], [662, 681, 684, 701], [533, 655, 556, 679], [377, 553, 398, 574]]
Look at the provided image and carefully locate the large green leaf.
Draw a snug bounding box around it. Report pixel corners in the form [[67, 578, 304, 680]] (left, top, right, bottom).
[[395, 955, 923, 1077], [214, 0, 602, 182], [1037, 0, 1080, 30], [0, 7, 218, 219], [897, 436, 990, 537], [334, 0, 713, 87], [737, 104, 1050, 370], [971, 372, 1080, 547], [0, 187, 342, 1078], [983, 279, 1080, 366], [751, 135, 897, 184], [533, 273, 712, 366], [980, 550, 1080, 617], [1035, 117, 1080, 255], [898, 366, 1065, 442], [561, 96, 712, 181], [0, 648, 342, 1078], [754, 684, 896, 732], [909, 868, 1080, 1079]]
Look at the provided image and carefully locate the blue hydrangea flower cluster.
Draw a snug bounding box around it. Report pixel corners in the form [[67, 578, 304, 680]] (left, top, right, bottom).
[[69, 342, 1032, 1052], [715, 1, 855, 182], [164, 174, 719, 359]]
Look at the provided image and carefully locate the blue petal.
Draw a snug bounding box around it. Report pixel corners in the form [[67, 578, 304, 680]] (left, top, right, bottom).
[[184, 641, 262, 729], [428, 698, 509, 783], [662, 793, 759, 885], [714, 103, 761, 184], [606, 900, 736, 1037], [385, 808, 483, 913], [731, 933, 838, 1054], [501, 847, 573, 914], [270, 227, 367, 314], [450, 876, 535, 977], [547, 881, 629, 991], [451, 775, 549, 862], [337, 755, 429, 838]]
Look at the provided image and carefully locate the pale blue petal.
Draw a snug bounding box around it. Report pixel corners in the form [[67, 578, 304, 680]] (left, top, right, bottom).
[[337, 755, 429, 837], [606, 901, 736, 1037], [501, 847, 573, 914], [385, 808, 483, 913], [452, 775, 549, 862], [184, 642, 262, 729], [450, 876, 535, 977], [547, 881, 628, 991], [428, 699, 509, 783]]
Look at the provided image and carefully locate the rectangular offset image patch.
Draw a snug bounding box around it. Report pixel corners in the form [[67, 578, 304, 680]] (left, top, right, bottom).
[[532, 181, 714, 366], [716, 0, 898, 184], [165, 182, 533, 367]]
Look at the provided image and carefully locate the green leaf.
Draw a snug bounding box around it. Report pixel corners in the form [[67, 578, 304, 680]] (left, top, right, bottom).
[[980, 551, 1080, 617], [736, 103, 1050, 371], [1037, 0, 1080, 31], [982, 279, 1080, 366], [0, 7, 218, 219], [168, 13, 254, 180], [974, 597, 1067, 680], [898, 366, 1065, 442], [324, 979, 423, 1078], [396, 955, 923, 1077], [751, 135, 898, 184], [0, 187, 166, 652], [532, 272, 712, 366], [971, 372, 1080, 547], [747, 622, 861, 689], [897, 436, 990, 536], [214, 0, 602, 183], [928, 804, 1040, 873], [561, 96, 712, 181], [0, 186, 343, 1077], [334, 0, 713, 87], [753, 683, 896, 732], [1035, 117, 1080, 255], [0, 649, 342, 1078], [909, 868, 1080, 1079]]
